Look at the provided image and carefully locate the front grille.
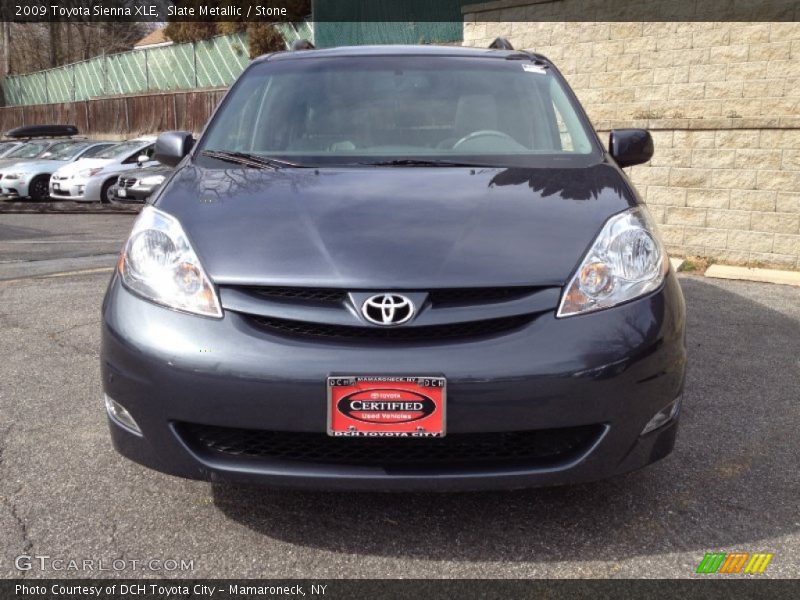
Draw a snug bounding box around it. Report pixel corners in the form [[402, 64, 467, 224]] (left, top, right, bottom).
[[119, 177, 137, 188], [247, 286, 345, 304], [241, 286, 539, 307], [180, 423, 603, 471], [248, 313, 535, 342]]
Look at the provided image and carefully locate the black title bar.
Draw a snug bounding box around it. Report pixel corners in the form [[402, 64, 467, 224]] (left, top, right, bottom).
[[3, 579, 800, 600], [2, 0, 799, 23]]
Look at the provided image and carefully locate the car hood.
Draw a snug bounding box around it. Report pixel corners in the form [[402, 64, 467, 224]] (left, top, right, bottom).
[[126, 166, 173, 178], [0, 157, 39, 171], [155, 161, 638, 288], [6, 158, 68, 174], [54, 158, 114, 177]]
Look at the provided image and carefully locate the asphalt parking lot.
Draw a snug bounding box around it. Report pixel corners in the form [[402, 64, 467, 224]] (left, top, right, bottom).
[[0, 213, 798, 579]]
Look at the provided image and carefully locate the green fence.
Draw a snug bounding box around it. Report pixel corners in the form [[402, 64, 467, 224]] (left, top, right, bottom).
[[312, 0, 463, 47], [2, 24, 313, 107]]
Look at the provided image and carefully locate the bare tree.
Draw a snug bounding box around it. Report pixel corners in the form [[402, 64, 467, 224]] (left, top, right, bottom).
[[7, 22, 150, 75], [1, 22, 10, 77]]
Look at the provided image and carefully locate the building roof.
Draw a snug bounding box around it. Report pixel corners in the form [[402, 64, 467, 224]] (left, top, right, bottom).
[[134, 28, 172, 50]]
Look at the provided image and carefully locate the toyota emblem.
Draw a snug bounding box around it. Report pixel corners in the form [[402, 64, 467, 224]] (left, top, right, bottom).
[[361, 294, 415, 326]]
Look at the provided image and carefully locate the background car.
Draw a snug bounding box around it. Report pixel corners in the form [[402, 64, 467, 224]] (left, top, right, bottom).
[[49, 136, 158, 203], [0, 124, 81, 182], [0, 140, 26, 157], [0, 139, 71, 182], [1, 140, 116, 200], [111, 164, 173, 203]]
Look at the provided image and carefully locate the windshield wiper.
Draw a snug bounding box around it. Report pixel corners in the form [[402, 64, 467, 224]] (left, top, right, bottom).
[[200, 150, 307, 170], [355, 159, 487, 168]]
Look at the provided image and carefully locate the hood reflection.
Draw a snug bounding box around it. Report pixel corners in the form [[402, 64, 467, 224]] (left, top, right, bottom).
[[489, 165, 632, 202]]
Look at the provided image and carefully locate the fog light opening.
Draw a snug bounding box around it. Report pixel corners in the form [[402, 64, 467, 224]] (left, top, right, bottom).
[[641, 397, 681, 435], [104, 394, 142, 435]]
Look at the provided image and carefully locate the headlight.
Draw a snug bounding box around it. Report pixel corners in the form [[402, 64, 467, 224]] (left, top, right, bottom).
[[139, 175, 166, 186], [78, 167, 103, 177], [119, 206, 222, 318], [557, 206, 668, 318]]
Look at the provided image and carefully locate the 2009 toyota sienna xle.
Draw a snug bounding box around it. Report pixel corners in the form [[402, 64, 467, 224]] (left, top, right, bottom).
[[101, 41, 686, 491]]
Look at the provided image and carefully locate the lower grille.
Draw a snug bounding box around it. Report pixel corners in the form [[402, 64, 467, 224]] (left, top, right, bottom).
[[430, 287, 538, 307], [180, 423, 603, 472], [248, 313, 535, 342]]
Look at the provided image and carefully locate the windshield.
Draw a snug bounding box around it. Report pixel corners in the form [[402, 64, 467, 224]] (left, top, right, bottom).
[[94, 141, 144, 159], [81, 144, 115, 158], [199, 55, 599, 168], [7, 141, 49, 158], [41, 142, 91, 160]]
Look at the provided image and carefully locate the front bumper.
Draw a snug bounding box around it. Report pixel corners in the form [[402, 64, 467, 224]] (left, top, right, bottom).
[[50, 176, 103, 201], [2, 178, 29, 197], [113, 185, 152, 203], [101, 274, 686, 491]]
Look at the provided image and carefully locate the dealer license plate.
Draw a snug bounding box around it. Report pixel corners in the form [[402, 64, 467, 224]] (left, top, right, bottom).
[[53, 183, 60, 191], [327, 376, 446, 438], [117, 188, 126, 197]]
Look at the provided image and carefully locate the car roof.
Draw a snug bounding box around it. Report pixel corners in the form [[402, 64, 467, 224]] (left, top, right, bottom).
[[18, 138, 85, 145], [259, 44, 549, 64]]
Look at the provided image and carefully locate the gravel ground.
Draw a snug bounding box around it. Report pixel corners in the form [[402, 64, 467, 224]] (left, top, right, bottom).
[[0, 215, 798, 579]]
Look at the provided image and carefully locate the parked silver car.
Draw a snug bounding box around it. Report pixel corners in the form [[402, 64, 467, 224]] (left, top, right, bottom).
[[1, 140, 116, 200], [49, 137, 158, 203], [0, 139, 72, 180]]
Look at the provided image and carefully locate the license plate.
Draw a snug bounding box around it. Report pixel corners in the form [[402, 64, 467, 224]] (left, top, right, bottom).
[[117, 188, 126, 197], [328, 376, 446, 438], [53, 183, 60, 191]]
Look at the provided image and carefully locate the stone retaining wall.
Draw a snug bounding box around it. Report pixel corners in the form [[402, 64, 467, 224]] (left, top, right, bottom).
[[463, 1, 800, 267]]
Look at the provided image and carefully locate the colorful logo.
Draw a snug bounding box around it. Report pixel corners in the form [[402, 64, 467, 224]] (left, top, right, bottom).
[[696, 552, 773, 574]]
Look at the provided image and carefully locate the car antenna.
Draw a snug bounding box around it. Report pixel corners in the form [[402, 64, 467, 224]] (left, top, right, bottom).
[[489, 37, 514, 50]]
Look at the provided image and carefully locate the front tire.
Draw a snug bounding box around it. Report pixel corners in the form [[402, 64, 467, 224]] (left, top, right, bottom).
[[29, 175, 50, 201], [100, 179, 116, 204]]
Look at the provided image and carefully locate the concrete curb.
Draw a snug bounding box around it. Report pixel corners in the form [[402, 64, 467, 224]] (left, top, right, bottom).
[[0, 200, 140, 215], [669, 258, 684, 271], [0, 254, 119, 281], [704, 264, 800, 288]]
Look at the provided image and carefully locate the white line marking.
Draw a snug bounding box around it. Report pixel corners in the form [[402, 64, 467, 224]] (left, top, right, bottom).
[[0, 240, 121, 244], [0, 267, 114, 284]]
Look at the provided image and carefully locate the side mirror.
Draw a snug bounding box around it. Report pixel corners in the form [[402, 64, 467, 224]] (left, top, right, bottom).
[[136, 154, 149, 165], [154, 131, 195, 167], [609, 129, 653, 168]]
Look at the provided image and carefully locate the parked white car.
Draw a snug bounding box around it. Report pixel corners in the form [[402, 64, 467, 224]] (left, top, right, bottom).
[[49, 137, 158, 203]]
